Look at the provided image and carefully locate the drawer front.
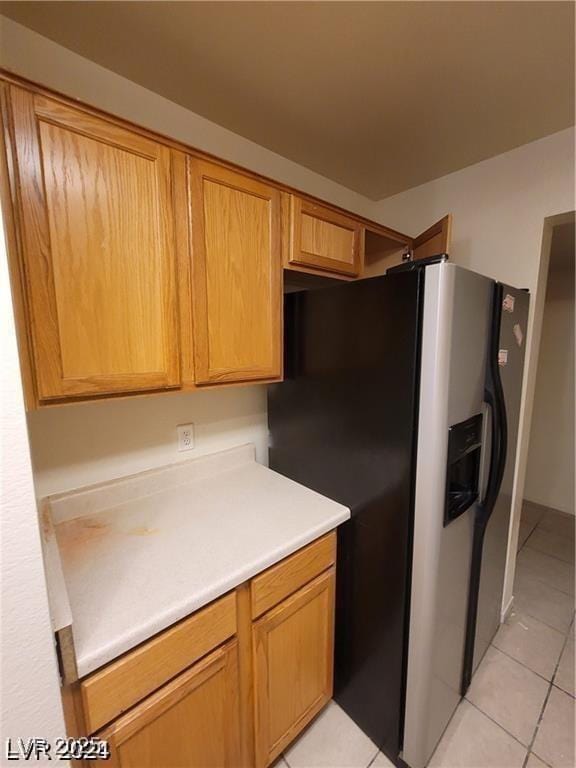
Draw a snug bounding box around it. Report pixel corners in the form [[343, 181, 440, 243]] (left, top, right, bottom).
[[289, 197, 362, 276], [81, 591, 236, 733], [251, 532, 336, 619]]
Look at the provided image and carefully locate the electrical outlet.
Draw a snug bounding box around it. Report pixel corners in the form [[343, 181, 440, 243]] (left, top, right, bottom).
[[177, 423, 195, 452]]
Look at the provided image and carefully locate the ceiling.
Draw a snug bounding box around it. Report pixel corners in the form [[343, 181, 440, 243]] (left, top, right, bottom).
[[1, 1, 574, 199]]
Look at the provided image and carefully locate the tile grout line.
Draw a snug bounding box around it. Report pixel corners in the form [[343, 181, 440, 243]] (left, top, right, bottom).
[[553, 613, 576, 701], [521, 626, 573, 767], [466, 670, 552, 768], [525, 516, 575, 555], [517, 518, 575, 598], [520, 540, 574, 568], [477, 513, 571, 768], [517, 514, 574, 768], [523, 541, 575, 567], [522, 535, 576, 566], [518, 573, 575, 599], [464, 697, 531, 752], [521, 524, 539, 551], [511, 600, 575, 636], [366, 747, 382, 768], [286, 512, 571, 768], [489, 642, 563, 686]]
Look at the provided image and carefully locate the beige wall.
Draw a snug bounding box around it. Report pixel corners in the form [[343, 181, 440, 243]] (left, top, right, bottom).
[[28, 387, 268, 498], [0, 214, 66, 749], [0, 17, 377, 220], [0, 15, 381, 499], [373, 130, 575, 611], [525, 245, 575, 515]]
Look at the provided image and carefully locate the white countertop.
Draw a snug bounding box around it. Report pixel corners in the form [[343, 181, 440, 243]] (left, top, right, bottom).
[[41, 444, 349, 678]]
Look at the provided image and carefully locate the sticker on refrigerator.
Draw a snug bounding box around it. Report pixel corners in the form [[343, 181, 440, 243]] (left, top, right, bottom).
[[513, 323, 523, 347], [498, 349, 508, 366], [503, 294, 515, 313]]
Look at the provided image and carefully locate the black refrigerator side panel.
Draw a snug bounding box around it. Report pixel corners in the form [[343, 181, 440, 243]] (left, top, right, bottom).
[[268, 273, 422, 761]]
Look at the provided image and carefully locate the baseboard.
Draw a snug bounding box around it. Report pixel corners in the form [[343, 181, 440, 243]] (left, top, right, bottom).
[[523, 499, 575, 518]]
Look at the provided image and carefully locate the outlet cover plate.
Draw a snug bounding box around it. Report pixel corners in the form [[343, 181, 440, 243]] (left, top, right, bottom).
[[177, 423, 195, 452]]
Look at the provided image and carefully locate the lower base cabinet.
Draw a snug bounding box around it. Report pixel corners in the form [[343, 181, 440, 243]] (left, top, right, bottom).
[[253, 568, 336, 768], [99, 641, 241, 768], [66, 533, 337, 767]]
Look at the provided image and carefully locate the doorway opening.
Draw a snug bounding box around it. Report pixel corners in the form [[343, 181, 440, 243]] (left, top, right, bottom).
[[506, 212, 574, 767]]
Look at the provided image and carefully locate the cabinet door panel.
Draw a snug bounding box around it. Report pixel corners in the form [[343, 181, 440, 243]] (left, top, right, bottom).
[[101, 641, 241, 768], [289, 197, 361, 276], [189, 160, 282, 384], [412, 214, 452, 260], [10, 88, 179, 399], [253, 568, 335, 767]]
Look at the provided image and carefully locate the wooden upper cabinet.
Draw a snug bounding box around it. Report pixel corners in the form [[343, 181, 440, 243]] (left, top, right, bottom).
[[189, 159, 282, 384], [288, 196, 362, 277], [412, 214, 452, 261], [9, 88, 180, 400]]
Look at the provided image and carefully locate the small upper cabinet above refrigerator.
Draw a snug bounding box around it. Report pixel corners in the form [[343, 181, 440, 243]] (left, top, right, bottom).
[[287, 195, 363, 278], [412, 214, 452, 261]]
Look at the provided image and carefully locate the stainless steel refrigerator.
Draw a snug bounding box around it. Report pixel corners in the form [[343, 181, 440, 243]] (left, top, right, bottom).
[[268, 257, 529, 768]]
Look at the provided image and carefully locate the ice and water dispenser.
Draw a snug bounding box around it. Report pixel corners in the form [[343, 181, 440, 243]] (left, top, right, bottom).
[[444, 414, 483, 526]]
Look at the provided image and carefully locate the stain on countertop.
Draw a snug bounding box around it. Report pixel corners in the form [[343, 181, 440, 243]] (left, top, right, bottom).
[[129, 526, 159, 536]]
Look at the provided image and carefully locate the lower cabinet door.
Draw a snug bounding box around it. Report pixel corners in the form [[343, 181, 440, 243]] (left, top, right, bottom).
[[253, 568, 336, 768], [99, 641, 241, 768]]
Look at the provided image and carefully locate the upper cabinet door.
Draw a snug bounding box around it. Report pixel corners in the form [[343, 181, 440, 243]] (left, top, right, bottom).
[[189, 160, 282, 384], [9, 88, 180, 400], [412, 214, 452, 261], [289, 196, 362, 276]]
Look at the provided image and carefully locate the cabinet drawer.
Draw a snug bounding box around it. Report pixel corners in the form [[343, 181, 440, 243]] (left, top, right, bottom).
[[289, 196, 362, 276], [81, 591, 236, 733], [251, 532, 336, 619]]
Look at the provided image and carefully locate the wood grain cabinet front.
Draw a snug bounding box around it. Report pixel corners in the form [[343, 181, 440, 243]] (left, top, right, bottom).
[[99, 641, 241, 768], [188, 159, 283, 385], [80, 591, 237, 734], [7, 87, 180, 401], [253, 568, 336, 768], [1, 76, 428, 407], [60, 537, 339, 767], [288, 196, 362, 277], [411, 214, 452, 261]]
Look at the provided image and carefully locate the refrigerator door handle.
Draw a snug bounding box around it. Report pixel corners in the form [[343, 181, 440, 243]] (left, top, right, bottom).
[[461, 282, 508, 695], [480, 283, 508, 518]]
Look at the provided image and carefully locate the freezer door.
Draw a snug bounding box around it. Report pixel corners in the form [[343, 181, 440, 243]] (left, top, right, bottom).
[[402, 262, 493, 768], [473, 285, 530, 672]]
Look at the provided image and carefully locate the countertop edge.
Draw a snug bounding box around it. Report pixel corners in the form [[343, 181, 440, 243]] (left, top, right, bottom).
[[76, 508, 350, 678], [38, 501, 73, 634]]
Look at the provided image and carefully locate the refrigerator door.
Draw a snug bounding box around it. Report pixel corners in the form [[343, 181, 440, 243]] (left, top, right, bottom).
[[268, 272, 423, 762], [402, 263, 493, 768], [472, 285, 530, 672]]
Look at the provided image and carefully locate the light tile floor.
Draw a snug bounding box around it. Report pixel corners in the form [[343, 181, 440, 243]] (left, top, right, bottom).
[[279, 502, 574, 768]]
